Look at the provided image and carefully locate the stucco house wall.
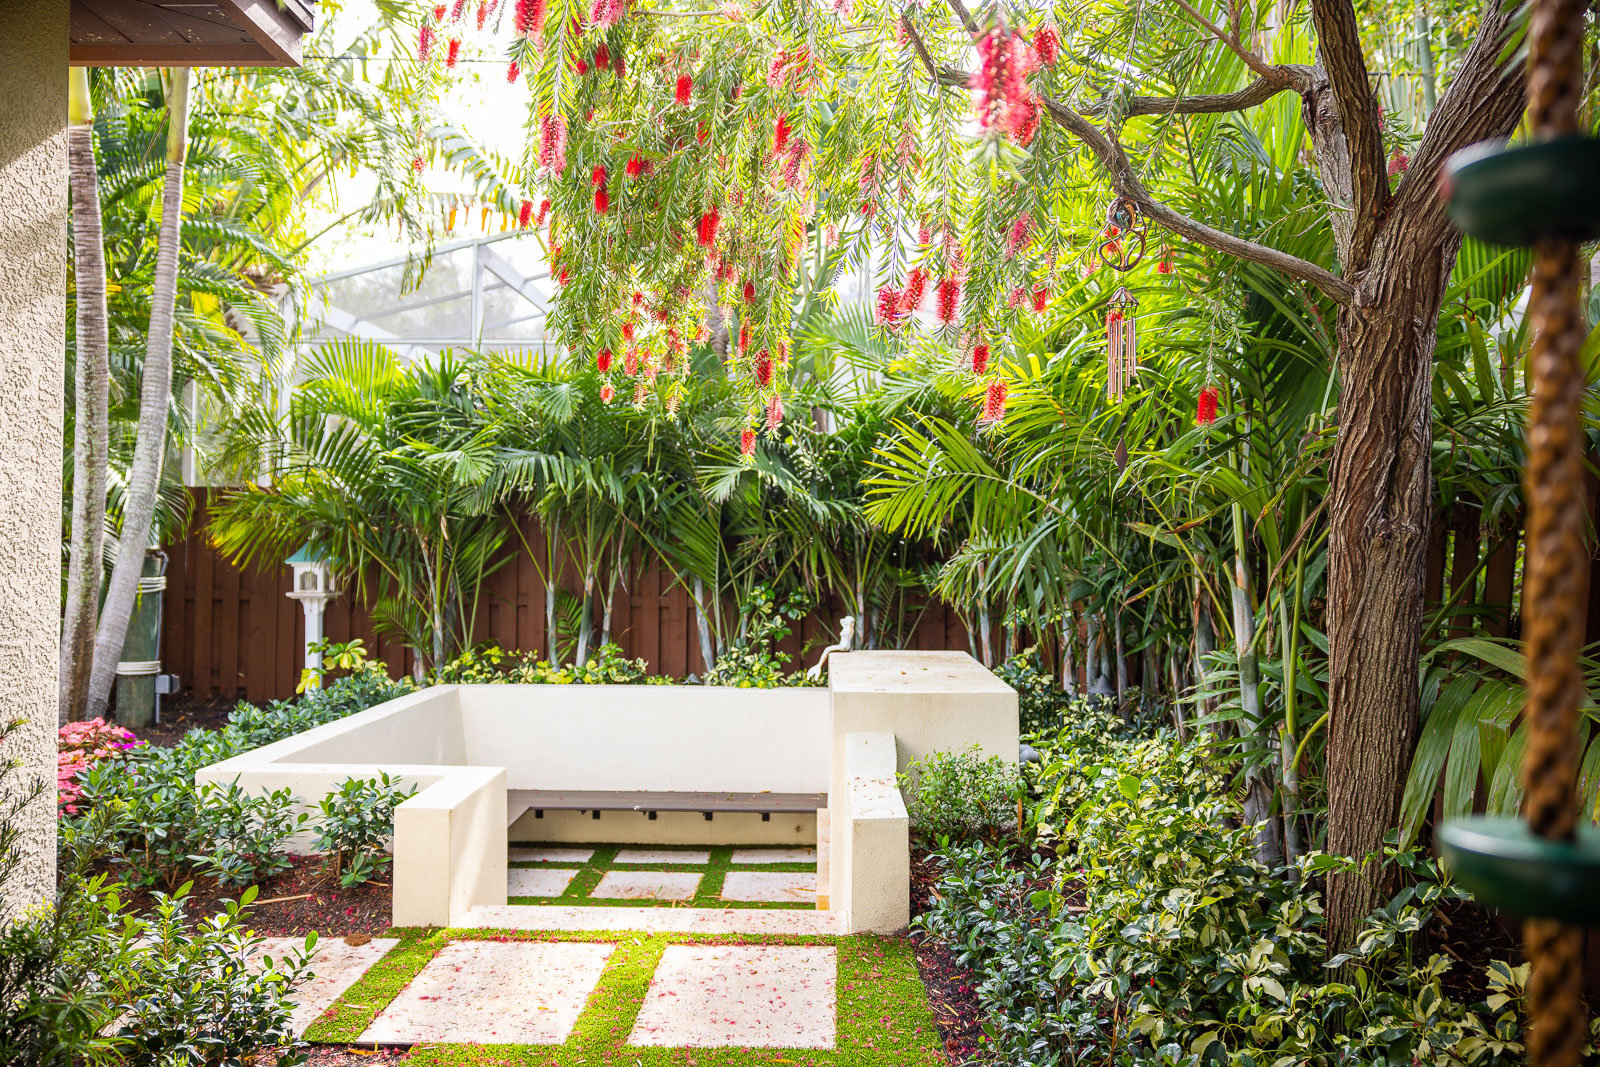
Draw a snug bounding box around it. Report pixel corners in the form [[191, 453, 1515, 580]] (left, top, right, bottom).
[[0, 0, 68, 921]]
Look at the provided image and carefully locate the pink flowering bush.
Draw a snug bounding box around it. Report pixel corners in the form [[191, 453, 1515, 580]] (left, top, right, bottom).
[[57, 718, 140, 814]]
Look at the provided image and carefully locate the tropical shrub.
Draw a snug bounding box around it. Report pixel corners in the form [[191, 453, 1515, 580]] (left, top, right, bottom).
[[995, 652, 1072, 735], [110, 885, 314, 1067], [703, 586, 817, 687], [434, 642, 659, 685], [913, 709, 1560, 1067], [901, 746, 1024, 843], [190, 782, 307, 889], [56, 717, 139, 814], [313, 773, 416, 887]]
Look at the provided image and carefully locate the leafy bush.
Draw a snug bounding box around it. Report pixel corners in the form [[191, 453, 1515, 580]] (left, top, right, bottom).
[[704, 586, 817, 687], [901, 746, 1023, 843], [111, 885, 314, 1067], [313, 773, 416, 886], [65, 665, 409, 886], [995, 652, 1073, 735], [913, 710, 1555, 1067], [433, 642, 658, 685]]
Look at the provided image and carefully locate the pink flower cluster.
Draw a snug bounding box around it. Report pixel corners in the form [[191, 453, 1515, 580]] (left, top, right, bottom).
[[57, 718, 140, 814], [970, 27, 1040, 145]]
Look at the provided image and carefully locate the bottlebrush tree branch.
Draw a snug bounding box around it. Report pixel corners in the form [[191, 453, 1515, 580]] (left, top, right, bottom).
[[900, 14, 1357, 305], [1165, 0, 1284, 81], [1306, 0, 1389, 270], [1092, 70, 1311, 117]]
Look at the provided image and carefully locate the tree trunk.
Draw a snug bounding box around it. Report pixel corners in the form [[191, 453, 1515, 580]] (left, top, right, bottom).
[[1060, 606, 1076, 695], [1323, 258, 1447, 952], [86, 69, 190, 721], [545, 514, 561, 662], [693, 577, 716, 675], [60, 68, 110, 724], [576, 567, 594, 666]]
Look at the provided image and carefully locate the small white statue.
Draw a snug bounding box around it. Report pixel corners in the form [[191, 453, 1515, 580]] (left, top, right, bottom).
[[806, 616, 856, 680]]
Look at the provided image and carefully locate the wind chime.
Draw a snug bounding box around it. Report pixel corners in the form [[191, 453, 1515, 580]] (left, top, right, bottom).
[[1099, 197, 1148, 401]]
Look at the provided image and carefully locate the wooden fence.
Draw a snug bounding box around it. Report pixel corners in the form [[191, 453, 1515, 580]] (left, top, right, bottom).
[[159, 490, 973, 703]]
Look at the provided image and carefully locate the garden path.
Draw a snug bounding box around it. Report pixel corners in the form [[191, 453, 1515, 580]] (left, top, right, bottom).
[[260, 846, 946, 1064]]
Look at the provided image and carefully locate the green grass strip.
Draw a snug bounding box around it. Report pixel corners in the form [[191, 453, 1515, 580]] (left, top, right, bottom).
[[302, 929, 446, 1043]]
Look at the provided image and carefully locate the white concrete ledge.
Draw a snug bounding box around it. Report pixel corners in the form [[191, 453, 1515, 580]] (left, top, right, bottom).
[[836, 733, 909, 933]]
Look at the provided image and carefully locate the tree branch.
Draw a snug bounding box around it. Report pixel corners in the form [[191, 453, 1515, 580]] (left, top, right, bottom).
[[1090, 70, 1310, 117], [1166, 0, 1280, 81], [1307, 0, 1388, 268], [899, 14, 1356, 305]]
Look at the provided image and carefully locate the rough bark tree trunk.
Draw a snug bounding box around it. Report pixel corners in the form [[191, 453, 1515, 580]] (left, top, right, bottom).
[[60, 67, 109, 724], [86, 69, 190, 721], [1323, 249, 1450, 950]]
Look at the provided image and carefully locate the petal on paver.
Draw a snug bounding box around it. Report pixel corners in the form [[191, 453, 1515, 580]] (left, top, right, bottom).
[[593, 870, 702, 900], [729, 847, 817, 864], [360, 941, 613, 1044], [612, 848, 712, 865], [256, 936, 399, 1035], [628, 944, 836, 1049], [509, 846, 595, 864], [721, 870, 817, 904], [509, 866, 580, 897]]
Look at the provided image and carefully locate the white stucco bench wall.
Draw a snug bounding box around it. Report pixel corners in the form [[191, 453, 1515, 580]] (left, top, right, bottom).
[[195, 650, 1018, 931]]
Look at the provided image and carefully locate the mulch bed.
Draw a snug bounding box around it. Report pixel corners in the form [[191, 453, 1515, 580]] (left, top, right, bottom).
[[909, 849, 987, 1066], [127, 692, 238, 748], [122, 854, 393, 938]]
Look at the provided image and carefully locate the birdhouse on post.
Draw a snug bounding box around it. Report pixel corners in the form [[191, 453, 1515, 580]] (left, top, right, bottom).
[[286, 543, 339, 689]]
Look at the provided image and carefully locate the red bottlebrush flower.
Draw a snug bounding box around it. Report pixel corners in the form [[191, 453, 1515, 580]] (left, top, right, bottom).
[[591, 164, 608, 186], [899, 267, 927, 314], [596, 348, 614, 372], [696, 122, 710, 145], [697, 207, 720, 247], [625, 155, 645, 178], [535, 198, 551, 225], [860, 199, 877, 218], [613, 48, 626, 77], [753, 348, 773, 387], [935, 276, 961, 325], [1007, 285, 1026, 308], [600, 381, 616, 403], [1156, 258, 1173, 275], [1196, 384, 1220, 426], [537, 114, 568, 174], [824, 223, 838, 248], [875, 285, 903, 329], [412, 155, 426, 173], [595, 44, 611, 67], [1031, 286, 1049, 313], [507, 59, 521, 82], [740, 427, 757, 457], [477, 0, 489, 29], [738, 324, 751, 355], [1006, 213, 1031, 259], [675, 74, 693, 105], [773, 114, 791, 158], [971, 343, 990, 375], [780, 139, 809, 190], [518, 199, 533, 227], [577, 57, 591, 75], [451, 0, 468, 19], [1388, 149, 1409, 176], [765, 393, 784, 430], [515, 0, 545, 37], [742, 280, 756, 305], [1032, 25, 1060, 66], [1008, 96, 1040, 146], [980, 378, 1008, 423], [558, 267, 570, 285], [621, 321, 635, 342], [624, 346, 640, 376], [433, 4, 447, 19], [446, 37, 462, 67], [418, 21, 435, 60]]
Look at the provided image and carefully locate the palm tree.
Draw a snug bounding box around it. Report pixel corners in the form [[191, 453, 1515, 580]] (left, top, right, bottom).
[[86, 68, 192, 722], [60, 68, 111, 724]]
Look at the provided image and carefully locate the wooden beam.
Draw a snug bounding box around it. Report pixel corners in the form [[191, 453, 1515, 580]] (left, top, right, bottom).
[[214, 0, 305, 65], [71, 39, 280, 66]]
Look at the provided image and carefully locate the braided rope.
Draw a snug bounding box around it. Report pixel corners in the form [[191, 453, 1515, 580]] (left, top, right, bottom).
[[1519, 0, 1589, 1060]]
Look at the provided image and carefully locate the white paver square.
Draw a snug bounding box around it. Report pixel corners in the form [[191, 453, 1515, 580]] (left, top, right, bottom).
[[259, 936, 398, 1035], [509, 846, 595, 864], [613, 848, 711, 865], [508, 866, 579, 897], [721, 870, 816, 904], [458, 904, 845, 935], [628, 945, 836, 1049], [593, 870, 702, 900], [360, 941, 613, 1044], [730, 847, 817, 865]]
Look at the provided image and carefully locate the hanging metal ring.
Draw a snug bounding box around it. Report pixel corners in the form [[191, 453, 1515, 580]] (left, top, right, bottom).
[[1099, 197, 1148, 272]]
